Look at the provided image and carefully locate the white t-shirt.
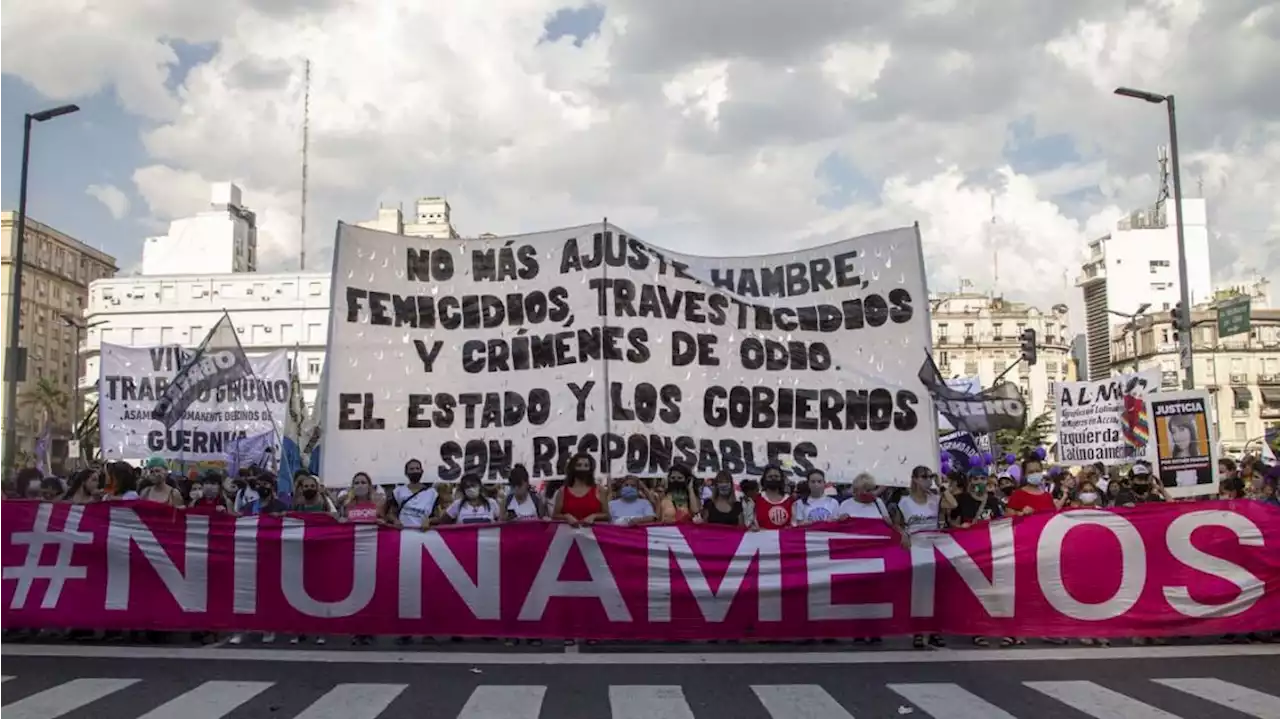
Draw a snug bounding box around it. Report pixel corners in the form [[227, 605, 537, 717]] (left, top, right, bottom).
[[507, 494, 540, 520], [897, 493, 941, 534], [609, 498, 656, 525], [838, 497, 890, 521], [395, 485, 439, 529], [793, 496, 840, 525], [447, 498, 500, 524]]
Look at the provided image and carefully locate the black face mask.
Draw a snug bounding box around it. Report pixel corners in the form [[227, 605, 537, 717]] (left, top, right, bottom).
[[406, 470, 424, 483], [1133, 484, 1151, 494], [303, 488, 318, 500], [762, 479, 784, 492], [1000, 485, 1015, 497]]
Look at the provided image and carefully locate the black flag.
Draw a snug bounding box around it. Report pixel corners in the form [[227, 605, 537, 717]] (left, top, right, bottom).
[[151, 312, 253, 429], [918, 355, 1027, 434]]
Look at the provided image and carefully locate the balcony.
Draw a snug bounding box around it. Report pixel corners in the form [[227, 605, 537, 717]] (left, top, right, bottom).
[[1229, 374, 1249, 385], [1259, 374, 1279, 385], [1231, 408, 1251, 418]]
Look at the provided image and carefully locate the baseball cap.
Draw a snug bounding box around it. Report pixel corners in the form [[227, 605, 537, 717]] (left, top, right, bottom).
[[1131, 463, 1151, 477]]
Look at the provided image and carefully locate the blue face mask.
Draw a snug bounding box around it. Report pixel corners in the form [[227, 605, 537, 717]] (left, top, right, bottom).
[[620, 486, 639, 501], [1026, 473, 1045, 486]]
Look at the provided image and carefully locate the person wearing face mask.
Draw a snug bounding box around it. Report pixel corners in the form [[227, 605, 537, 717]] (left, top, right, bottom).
[[1113, 462, 1166, 507], [656, 464, 703, 523], [188, 471, 232, 512], [609, 475, 658, 526], [341, 472, 381, 523], [949, 472, 1004, 528], [385, 458, 440, 530], [896, 465, 956, 535], [1072, 480, 1104, 509], [505, 465, 548, 520], [138, 456, 183, 508], [553, 452, 609, 526], [290, 474, 335, 645], [793, 469, 838, 525], [701, 470, 745, 526], [745, 464, 795, 530], [442, 473, 502, 525], [1006, 456, 1058, 516]]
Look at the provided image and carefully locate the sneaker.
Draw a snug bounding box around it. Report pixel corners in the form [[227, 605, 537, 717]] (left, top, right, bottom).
[[228, 633, 243, 645], [927, 635, 946, 649], [262, 632, 276, 644], [291, 635, 302, 645], [315, 636, 326, 646]]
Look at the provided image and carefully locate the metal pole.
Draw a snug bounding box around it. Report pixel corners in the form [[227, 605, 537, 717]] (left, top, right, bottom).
[[71, 323, 83, 458], [1166, 95, 1195, 389], [3, 115, 35, 473]]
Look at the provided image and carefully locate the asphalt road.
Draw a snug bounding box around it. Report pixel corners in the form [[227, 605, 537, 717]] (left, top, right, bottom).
[[3, 642, 1279, 718]]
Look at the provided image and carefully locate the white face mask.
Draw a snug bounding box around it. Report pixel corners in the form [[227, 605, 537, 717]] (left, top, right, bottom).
[[1026, 473, 1045, 487], [1078, 492, 1099, 504], [464, 487, 480, 500]]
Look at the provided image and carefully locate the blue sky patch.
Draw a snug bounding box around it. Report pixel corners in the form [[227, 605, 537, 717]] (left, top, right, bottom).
[[1003, 116, 1080, 175], [541, 4, 605, 47], [814, 151, 880, 209]]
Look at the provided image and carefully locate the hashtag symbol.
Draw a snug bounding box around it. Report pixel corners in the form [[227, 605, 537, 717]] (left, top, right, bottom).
[[3, 503, 94, 610]]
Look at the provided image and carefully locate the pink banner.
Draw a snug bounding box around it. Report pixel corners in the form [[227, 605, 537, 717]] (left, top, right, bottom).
[[3, 500, 1278, 638]]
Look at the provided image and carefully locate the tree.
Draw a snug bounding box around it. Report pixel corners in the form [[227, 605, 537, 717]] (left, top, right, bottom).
[[73, 400, 99, 461], [994, 410, 1054, 457], [19, 377, 68, 427]]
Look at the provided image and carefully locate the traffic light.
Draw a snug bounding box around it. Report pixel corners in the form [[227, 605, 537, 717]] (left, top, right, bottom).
[[1020, 328, 1037, 366], [1171, 302, 1184, 343]]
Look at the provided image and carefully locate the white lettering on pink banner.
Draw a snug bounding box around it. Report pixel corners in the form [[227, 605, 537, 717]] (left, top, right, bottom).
[[2, 501, 1278, 638]]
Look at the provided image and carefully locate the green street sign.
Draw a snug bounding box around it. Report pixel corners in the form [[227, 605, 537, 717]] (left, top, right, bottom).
[[1217, 296, 1252, 337]]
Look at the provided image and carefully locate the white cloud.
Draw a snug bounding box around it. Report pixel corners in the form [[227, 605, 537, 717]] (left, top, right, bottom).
[[85, 184, 131, 220], [3, 0, 1277, 337]]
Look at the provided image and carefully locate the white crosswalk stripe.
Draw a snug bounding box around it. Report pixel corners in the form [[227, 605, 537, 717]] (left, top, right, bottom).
[[1153, 678, 1280, 719], [457, 686, 547, 719], [751, 685, 854, 718], [134, 681, 273, 719], [888, 682, 1018, 719], [3, 675, 1279, 718], [292, 683, 408, 719], [609, 685, 697, 719], [2, 676, 14, 683], [2, 678, 140, 719], [1025, 680, 1183, 718]]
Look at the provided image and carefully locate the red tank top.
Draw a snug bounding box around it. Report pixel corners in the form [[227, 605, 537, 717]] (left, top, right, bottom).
[[560, 483, 603, 521], [753, 494, 795, 529]]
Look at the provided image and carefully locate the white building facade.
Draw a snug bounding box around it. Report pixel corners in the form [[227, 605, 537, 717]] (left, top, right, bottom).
[[930, 293, 1075, 427], [1077, 198, 1211, 380], [142, 183, 258, 275], [80, 194, 460, 419]]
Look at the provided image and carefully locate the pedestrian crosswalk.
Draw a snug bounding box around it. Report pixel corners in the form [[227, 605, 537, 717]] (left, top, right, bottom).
[[2, 676, 1279, 718]]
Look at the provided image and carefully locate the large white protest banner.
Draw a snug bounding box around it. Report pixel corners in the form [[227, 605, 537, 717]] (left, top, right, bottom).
[[98, 343, 290, 462], [1054, 368, 1161, 466], [322, 222, 935, 486]]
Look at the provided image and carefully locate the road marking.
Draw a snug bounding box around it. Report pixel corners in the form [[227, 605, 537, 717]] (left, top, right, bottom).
[[609, 685, 696, 719], [2, 677, 139, 719], [293, 683, 407, 719], [457, 686, 546, 719], [1026, 680, 1182, 718], [1153, 678, 1280, 719], [4, 643, 1277, 665], [2, 676, 13, 682], [888, 682, 1017, 719], [751, 685, 854, 719], [134, 681, 274, 719]]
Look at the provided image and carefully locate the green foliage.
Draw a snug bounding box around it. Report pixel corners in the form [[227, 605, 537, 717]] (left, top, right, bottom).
[[994, 410, 1054, 456]]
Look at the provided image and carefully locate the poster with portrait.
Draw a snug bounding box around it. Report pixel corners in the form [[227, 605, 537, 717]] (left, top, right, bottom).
[[1150, 389, 1219, 498]]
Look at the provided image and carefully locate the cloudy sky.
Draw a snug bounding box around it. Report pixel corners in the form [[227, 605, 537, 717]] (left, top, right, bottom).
[[2, 0, 1277, 330]]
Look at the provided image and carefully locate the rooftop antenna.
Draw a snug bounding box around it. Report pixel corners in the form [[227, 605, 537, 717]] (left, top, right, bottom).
[[299, 58, 311, 272], [989, 192, 999, 295]]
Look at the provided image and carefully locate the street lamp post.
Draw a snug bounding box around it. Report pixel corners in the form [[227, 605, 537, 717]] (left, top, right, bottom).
[[2, 104, 81, 474], [60, 314, 104, 461], [1114, 87, 1194, 390], [1108, 303, 1151, 373]]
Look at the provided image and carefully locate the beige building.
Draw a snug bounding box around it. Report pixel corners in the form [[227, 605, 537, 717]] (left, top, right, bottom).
[[356, 197, 460, 239], [1, 212, 117, 469], [930, 292, 1075, 427], [1110, 286, 1280, 456]]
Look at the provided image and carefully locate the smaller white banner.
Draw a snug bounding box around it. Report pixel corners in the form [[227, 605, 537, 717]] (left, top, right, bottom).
[[1054, 368, 1161, 466], [98, 343, 289, 462]]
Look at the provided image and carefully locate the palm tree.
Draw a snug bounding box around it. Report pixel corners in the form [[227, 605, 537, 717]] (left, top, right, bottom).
[[994, 410, 1055, 457], [73, 400, 100, 460], [19, 377, 69, 427]]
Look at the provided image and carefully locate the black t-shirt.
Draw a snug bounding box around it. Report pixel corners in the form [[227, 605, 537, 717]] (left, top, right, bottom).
[[704, 498, 743, 526], [1113, 489, 1164, 507], [950, 493, 1003, 525]]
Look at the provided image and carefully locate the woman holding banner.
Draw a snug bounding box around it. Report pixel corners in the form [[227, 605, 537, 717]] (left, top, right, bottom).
[[745, 464, 795, 530], [552, 452, 609, 526]]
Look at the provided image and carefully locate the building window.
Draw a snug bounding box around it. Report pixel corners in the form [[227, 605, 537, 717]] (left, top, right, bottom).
[[306, 323, 324, 343], [307, 358, 322, 377], [992, 323, 1003, 340], [308, 282, 323, 297], [963, 323, 974, 337], [1235, 422, 1247, 440]]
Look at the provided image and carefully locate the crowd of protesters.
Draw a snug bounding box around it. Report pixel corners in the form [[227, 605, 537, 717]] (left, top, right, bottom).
[[4, 448, 1278, 648]]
